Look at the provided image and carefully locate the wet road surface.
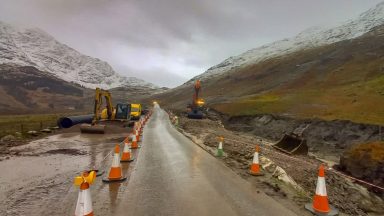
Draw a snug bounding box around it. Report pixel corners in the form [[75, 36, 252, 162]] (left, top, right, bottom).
[[0, 106, 297, 215], [114, 106, 297, 216]]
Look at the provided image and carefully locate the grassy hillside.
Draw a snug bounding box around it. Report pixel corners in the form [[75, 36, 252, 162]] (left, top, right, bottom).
[[157, 25, 384, 125]]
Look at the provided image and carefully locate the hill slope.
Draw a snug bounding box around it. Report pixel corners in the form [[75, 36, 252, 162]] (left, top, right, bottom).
[[157, 24, 384, 124], [0, 64, 162, 114], [189, 1, 384, 83], [0, 21, 157, 90]]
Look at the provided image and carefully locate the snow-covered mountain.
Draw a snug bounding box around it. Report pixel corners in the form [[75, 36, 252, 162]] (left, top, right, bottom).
[[0, 21, 157, 90], [191, 1, 384, 82]]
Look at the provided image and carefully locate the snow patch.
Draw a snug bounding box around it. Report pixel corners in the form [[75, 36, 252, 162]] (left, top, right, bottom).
[[0, 21, 158, 90]]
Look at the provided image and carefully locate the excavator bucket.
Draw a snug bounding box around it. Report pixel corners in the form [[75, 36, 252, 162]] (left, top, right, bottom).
[[80, 123, 106, 134], [272, 134, 308, 155]]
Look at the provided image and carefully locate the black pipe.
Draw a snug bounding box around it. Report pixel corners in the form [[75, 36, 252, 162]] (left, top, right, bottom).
[[57, 114, 94, 128]]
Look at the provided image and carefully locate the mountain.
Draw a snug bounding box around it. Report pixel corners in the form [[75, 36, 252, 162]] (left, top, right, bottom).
[[156, 3, 384, 125], [0, 21, 157, 90], [0, 64, 88, 114], [189, 1, 384, 83], [0, 63, 166, 114]]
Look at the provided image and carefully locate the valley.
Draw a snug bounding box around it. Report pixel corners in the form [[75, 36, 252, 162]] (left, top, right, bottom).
[[1, 1, 384, 216]]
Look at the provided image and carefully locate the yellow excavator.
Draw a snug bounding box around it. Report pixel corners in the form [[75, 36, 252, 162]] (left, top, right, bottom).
[[187, 80, 205, 119], [80, 88, 131, 134]]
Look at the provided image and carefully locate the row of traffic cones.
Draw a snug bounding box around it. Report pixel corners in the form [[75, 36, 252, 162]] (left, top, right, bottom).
[[216, 137, 338, 216], [103, 115, 149, 182], [74, 112, 153, 215]]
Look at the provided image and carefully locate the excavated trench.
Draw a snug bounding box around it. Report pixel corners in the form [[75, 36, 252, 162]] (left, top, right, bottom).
[[219, 113, 382, 162]]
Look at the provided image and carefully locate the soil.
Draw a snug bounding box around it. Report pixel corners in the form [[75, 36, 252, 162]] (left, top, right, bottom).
[[221, 113, 382, 163], [168, 109, 384, 216], [0, 121, 134, 160]]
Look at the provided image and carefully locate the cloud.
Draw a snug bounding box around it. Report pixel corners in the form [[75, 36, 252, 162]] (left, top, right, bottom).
[[0, 0, 382, 87]]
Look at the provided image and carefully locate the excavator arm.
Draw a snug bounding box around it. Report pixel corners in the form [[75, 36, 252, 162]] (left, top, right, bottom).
[[187, 80, 204, 119], [92, 88, 114, 124]]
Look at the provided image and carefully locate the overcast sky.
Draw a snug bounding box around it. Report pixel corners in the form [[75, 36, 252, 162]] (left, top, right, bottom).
[[0, 0, 382, 87]]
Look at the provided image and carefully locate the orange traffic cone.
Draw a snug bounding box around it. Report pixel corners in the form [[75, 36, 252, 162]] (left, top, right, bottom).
[[249, 145, 264, 176], [305, 164, 338, 215], [131, 133, 140, 149], [121, 140, 134, 162], [135, 129, 140, 142], [102, 144, 127, 182], [74, 171, 96, 216]]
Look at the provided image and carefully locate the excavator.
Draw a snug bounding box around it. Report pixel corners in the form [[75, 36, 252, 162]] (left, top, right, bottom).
[[187, 80, 205, 119], [80, 88, 131, 134]]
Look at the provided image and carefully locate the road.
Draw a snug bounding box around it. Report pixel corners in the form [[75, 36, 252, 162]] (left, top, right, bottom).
[[114, 105, 297, 216], [0, 105, 297, 216]]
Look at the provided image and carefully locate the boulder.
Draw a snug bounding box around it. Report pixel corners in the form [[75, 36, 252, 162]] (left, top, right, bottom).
[[27, 131, 39, 136], [340, 141, 384, 189]]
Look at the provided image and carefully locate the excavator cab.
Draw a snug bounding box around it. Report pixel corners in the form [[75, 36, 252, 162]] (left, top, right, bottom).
[[115, 103, 131, 120]]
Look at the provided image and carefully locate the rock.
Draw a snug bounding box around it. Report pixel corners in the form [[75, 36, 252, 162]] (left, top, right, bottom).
[[27, 131, 39, 136], [339, 141, 384, 189], [40, 129, 52, 133], [0, 135, 16, 142], [14, 132, 22, 138]]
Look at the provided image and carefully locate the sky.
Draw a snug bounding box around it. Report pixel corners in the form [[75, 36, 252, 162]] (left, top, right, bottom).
[[0, 0, 382, 87]]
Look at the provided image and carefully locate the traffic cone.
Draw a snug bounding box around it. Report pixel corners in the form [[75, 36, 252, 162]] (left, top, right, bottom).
[[249, 145, 264, 176], [305, 164, 338, 216], [121, 140, 134, 162], [216, 137, 224, 157], [102, 144, 127, 182], [74, 171, 96, 216], [131, 133, 140, 149], [135, 129, 140, 142]]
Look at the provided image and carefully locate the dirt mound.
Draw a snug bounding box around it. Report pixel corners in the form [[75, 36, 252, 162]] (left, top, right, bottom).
[[58, 122, 133, 134], [339, 141, 384, 192]]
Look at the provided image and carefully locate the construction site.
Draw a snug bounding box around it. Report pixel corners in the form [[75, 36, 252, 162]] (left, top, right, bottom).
[[0, 77, 382, 216], [1, 1, 384, 216]]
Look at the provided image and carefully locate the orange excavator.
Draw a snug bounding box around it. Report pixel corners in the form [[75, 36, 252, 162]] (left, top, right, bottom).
[[187, 80, 204, 119]]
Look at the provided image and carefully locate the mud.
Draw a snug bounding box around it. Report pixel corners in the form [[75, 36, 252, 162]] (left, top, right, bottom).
[[0, 129, 134, 216], [222, 113, 382, 163], [171, 111, 384, 216]]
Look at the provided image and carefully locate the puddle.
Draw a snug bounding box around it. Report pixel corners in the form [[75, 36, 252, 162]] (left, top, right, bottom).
[[44, 149, 86, 156]]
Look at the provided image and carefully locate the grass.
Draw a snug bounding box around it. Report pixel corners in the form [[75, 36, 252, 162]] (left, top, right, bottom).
[[348, 141, 384, 163], [0, 112, 83, 138], [212, 74, 384, 125]]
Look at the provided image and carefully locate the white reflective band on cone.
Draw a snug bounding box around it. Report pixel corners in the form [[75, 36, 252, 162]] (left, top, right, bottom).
[[252, 152, 259, 164], [112, 153, 120, 167], [123, 143, 130, 153], [75, 188, 93, 216], [218, 142, 223, 149], [132, 134, 136, 141], [315, 177, 327, 196]]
